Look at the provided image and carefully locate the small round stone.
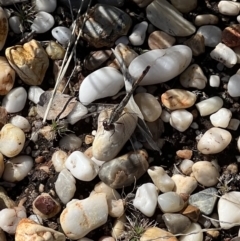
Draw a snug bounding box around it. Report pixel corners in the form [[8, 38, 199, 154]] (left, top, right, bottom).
[[210, 108, 232, 128], [52, 26, 72, 46], [176, 150, 192, 159], [31, 11, 55, 33], [170, 110, 193, 132], [129, 21, 148, 46], [172, 174, 197, 195], [228, 74, 240, 97], [9, 16, 21, 34], [218, 1, 240, 16], [184, 33, 205, 56], [209, 75, 220, 87], [194, 14, 218, 26], [179, 159, 194, 176], [222, 24, 240, 47], [148, 30, 176, 49], [59, 134, 82, 151]]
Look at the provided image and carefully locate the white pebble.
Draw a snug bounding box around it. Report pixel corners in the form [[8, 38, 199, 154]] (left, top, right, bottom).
[[197, 127, 232, 154], [179, 159, 194, 176], [28, 214, 43, 224], [218, 1, 239, 16], [179, 223, 203, 241], [67, 101, 88, 125], [55, 168, 76, 204], [170, 110, 193, 132], [28, 86, 44, 104], [161, 110, 171, 122], [210, 43, 237, 68], [9, 115, 31, 132], [209, 75, 220, 87], [31, 11, 54, 33], [210, 108, 232, 128], [196, 96, 223, 116], [32, 0, 57, 12], [3, 155, 33, 182], [129, 21, 148, 46], [51, 150, 68, 172], [2, 87, 27, 113], [59, 134, 82, 151], [52, 26, 72, 46], [228, 119, 240, 131], [228, 74, 240, 97], [133, 183, 158, 217], [9, 16, 21, 34], [197, 25, 222, 47], [65, 151, 99, 181]]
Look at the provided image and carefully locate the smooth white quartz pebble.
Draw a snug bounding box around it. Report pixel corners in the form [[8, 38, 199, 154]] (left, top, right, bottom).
[[218, 1, 239, 16], [3, 155, 33, 182], [209, 75, 220, 87], [51, 150, 68, 172], [179, 223, 203, 241], [158, 192, 185, 213], [79, 67, 124, 104], [55, 168, 76, 204], [32, 0, 57, 12], [228, 119, 240, 131], [228, 74, 240, 97], [31, 11, 54, 33], [197, 25, 222, 47], [129, 21, 148, 46], [28, 86, 44, 104], [65, 151, 99, 181], [52, 26, 72, 46], [9, 16, 21, 34], [179, 159, 194, 176], [67, 101, 88, 125], [197, 127, 232, 154], [2, 87, 27, 113], [9, 115, 31, 132], [210, 43, 237, 68], [170, 110, 193, 132], [161, 110, 171, 122], [210, 108, 232, 128], [128, 45, 192, 85], [59, 134, 82, 151], [196, 96, 223, 116], [133, 183, 158, 217]]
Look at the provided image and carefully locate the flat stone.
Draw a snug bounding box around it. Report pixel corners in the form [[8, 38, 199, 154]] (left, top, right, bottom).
[[189, 187, 218, 215], [222, 24, 240, 47], [148, 31, 176, 49], [140, 227, 177, 241], [184, 33, 205, 56], [181, 204, 200, 222]]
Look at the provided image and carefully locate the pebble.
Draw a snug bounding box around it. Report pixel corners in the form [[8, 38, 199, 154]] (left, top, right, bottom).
[[161, 109, 171, 122], [32, 193, 61, 219], [55, 169, 76, 204], [66, 101, 88, 124], [228, 74, 240, 97], [210, 43, 237, 68], [222, 24, 240, 48], [60, 194, 108, 239], [228, 119, 240, 130], [176, 150, 192, 159], [31, 11, 54, 33], [210, 108, 232, 128], [192, 161, 220, 186], [98, 150, 149, 189], [92, 108, 137, 161], [209, 75, 220, 87], [5, 39, 49, 85], [158, 192, 185, 213], [140, 227, 177, 241], [0, 124, 25, 158], [146, 0, 195, 36], [134, 93, 162, 122], [0, 7, 8, 50], [218, 191, 240, 229], [2, 87, 27, 113], [181, 205, 200, 222], [79, 67, 124, 104], [78, 4, 132, 48], [148, 166, 174, 192], [194, 14, 219, 26], [111, 214, 126, 239], [3, 155, 33, 182], [197, 128, 232, 154], [218, 1, 239, 16], [179, 159, 194, 176], [161, 89, 196, 110], [189, 187, 218, 215], [172, 174, 197, 195], [52, 150, 67, 172], [9, 115, 31, 132], [9, 16, 21, 34], [163, 213, 191, 234], [128, 45, 192, 85], [170, 0, 197, 13], [148, 30, 176, 49], [170, 110, 193, 132], [45, 41, 65, 60], [65, 151, 99, 181], [28, 214, 43, 225], [180, 64, 207, 89], [28, 86, 44, 104], [59, 134, 82, 151], [184, 33, 205, 56], [132, 0, 154, 8], [115, 36, 129, 45], [0, 56, 15, 95], [52, 26, 72, 46], [129, 21, 148, 46], [196, 96, 223, 116], [179, 223, 203, 241], [15, 218, 65, 241], [133, 183, 158, 217], [197, 25, 222, 47], [32, 0, 57, 12]]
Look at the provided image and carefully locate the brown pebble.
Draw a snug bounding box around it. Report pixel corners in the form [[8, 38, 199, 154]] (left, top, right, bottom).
[[148, 30, 176, 49], [225, 163, 238, 174], [85, 135, 94, 145], [35, 156, 46, 163], [184, 33, 205, 56], [176, 150, 192, 159], [181, 204, 200, 222], [222, 24, 240, 47]]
